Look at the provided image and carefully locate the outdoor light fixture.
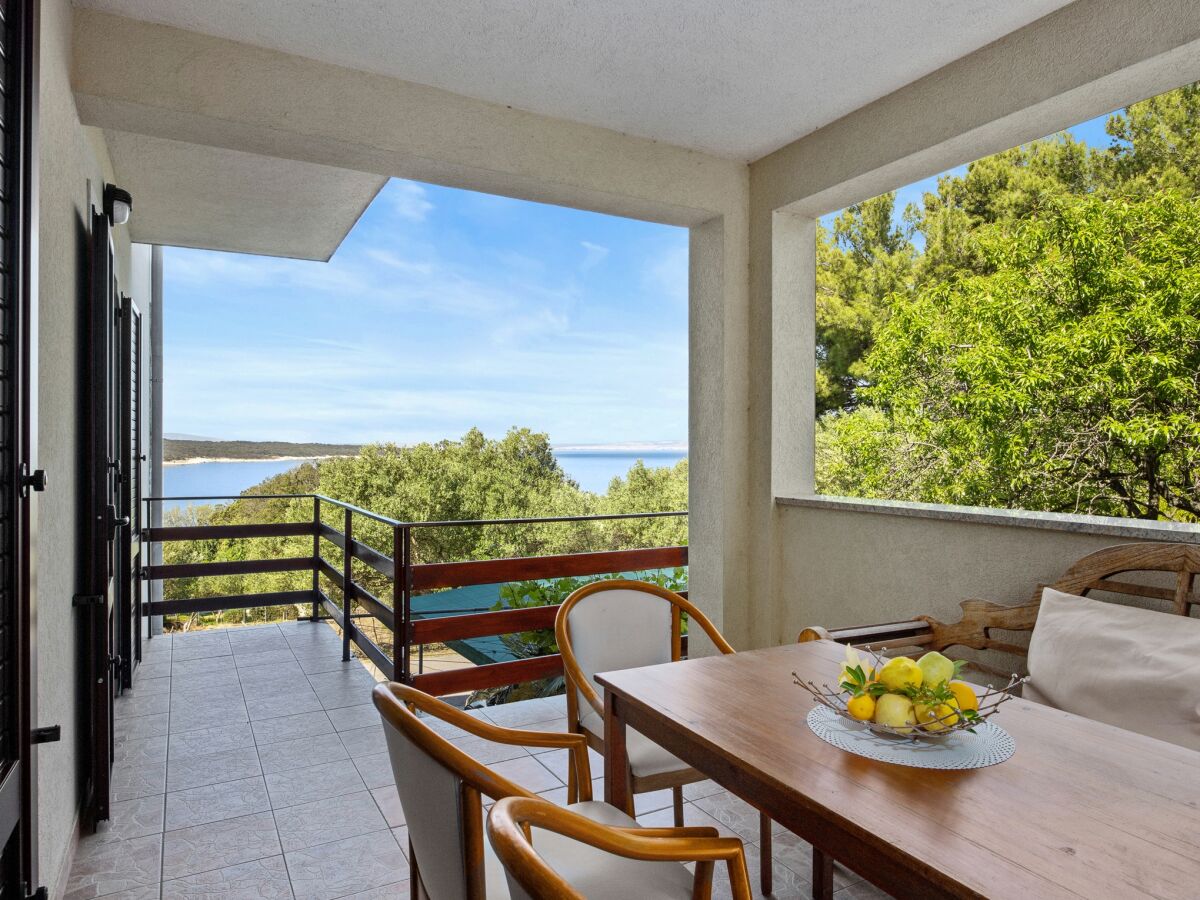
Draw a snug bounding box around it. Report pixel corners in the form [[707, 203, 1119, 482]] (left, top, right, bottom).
[[103, 183, 132, 226]]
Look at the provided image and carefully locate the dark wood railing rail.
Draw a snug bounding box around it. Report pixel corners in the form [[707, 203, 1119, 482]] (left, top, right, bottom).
[[142, 494, 687, 696]]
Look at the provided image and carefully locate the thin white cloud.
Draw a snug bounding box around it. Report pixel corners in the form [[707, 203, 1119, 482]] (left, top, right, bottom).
[[363, 248, 434, 275], [390, 180, 434, 222], [580, 241, 610, 270]]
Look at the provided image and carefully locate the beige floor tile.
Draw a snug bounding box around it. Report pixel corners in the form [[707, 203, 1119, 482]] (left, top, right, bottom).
[[168, 722, 255, 760], [274, 790, 387, 852], [325, 702, 378, 732], [167, 745, 262, 793], [93, 794, 165, 845], [65, 833, 162, 900], [265, 760, 366, 810], [162, 809, 281, 880], [111, 759, 167, 802], [352, 752, 395, 789], [691, 789, 768, 842], [338, 724, 387, 758], [370, 785, 405, 828], [284, 830, 408, 900], [165, 775, 271, 831], [257, 731, 347, 775], [161, 854, 294, 899], [251, 710, 334, 746], [247, 690, 324, 722], [490, 754, 563, 794]]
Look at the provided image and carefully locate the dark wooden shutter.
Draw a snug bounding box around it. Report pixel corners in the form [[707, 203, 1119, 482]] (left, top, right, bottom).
[[0, 0, 37, 894]]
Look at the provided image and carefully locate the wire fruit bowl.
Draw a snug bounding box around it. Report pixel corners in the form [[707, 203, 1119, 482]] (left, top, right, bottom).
[[793, 646, 1028, 741]]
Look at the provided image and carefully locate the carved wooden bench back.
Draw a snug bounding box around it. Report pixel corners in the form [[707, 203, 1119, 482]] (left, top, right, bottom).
[[917, 542, 1200, 669], [800, 542, 1200, 678]]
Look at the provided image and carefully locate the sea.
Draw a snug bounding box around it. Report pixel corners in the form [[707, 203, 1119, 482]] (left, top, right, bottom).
[[160, 450, 687, 514]]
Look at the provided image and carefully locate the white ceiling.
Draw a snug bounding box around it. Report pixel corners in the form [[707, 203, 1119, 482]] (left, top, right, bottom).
[[75, 0, 1074, 161], [103, 131, 387, 260]]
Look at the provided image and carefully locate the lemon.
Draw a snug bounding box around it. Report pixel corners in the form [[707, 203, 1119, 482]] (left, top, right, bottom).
[[878, 657, 923, 692], [915, 701, 960, 733], [916, 651, 955, 687], [846, 694, 876, 721], [948, 681, 979, 712], [873, 693, 916, 733]]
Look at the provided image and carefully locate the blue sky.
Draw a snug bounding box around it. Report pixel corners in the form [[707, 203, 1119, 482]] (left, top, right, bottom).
[[165, 108, 1123, 446], [164, 184, 689, 445]]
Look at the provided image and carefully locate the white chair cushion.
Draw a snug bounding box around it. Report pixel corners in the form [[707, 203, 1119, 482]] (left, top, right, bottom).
[[486, 800, 696, 900], [565, 588, 674, 719], [1025, 587, 1200, 751], [580, 708, 690, 779]]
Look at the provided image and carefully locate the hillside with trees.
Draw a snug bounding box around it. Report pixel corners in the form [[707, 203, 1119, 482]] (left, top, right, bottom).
[[815, 83, 1199, 521], [164, 438, 361, 461], [160, 428, 688, 628]]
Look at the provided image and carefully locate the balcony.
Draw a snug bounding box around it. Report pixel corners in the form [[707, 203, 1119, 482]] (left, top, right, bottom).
[[139, 494, 689, 700], [68, 621, 883, 900]]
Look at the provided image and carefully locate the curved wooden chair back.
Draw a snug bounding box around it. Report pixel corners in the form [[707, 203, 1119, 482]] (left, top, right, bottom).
[[486, 796, 752, 900], [555, 579, 734, 722], [372, 682, 593, 900], [800, 542, 1200, 675]]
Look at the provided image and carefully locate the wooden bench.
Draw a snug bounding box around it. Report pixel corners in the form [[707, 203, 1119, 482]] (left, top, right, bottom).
[[798, 542, 1200, 678]]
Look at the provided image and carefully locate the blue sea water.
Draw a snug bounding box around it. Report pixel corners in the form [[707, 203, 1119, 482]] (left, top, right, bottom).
[[161, 451, 686, 513]]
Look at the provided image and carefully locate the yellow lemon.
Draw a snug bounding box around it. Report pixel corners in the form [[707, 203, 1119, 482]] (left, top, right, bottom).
[[878, 657, 923, 692], [948, 681, 979, 712], [873, 693, 916, 734], [915, 701, 960, 733], [846, 694, 876, 722]]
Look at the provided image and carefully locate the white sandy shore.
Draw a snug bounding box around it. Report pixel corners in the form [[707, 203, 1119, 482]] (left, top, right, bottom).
[[163, 455, 353, 466]]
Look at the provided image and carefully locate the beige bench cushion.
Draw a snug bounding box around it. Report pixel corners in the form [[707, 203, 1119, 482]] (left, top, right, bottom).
[[1025, 587, 1200, 751]]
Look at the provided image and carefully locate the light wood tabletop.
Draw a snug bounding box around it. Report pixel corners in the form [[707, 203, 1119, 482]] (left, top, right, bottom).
[[596, 639, 1200, 900]]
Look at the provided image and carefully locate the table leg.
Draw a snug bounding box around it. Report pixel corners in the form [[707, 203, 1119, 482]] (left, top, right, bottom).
[[760, 812, 773, 895], [812, 847, 834, 900], [603, 689, 633, 815]]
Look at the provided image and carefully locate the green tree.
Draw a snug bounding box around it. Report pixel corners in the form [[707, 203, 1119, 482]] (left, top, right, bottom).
[[815, 193, 915, 413], [829, 194, 1200, 520]]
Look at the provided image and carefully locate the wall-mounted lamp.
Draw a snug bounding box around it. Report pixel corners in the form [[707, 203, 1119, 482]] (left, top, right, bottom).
[[103, 183, 132, 226]]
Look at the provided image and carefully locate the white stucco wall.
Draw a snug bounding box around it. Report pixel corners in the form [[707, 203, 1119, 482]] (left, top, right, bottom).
[[774, 503, 1194, 647], [37, 1, 145, 893]]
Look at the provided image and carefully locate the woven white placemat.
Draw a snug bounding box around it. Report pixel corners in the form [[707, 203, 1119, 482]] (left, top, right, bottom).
[[806, 705, 1015, 770]]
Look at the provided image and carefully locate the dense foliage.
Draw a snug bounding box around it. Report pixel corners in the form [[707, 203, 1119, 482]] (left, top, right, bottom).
[[162, 429, 689, 629], [815, 83, 1200, 521]]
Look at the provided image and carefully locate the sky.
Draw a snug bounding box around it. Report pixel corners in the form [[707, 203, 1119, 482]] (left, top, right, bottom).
[[164, 183, 689, 446], [165, 108, 1122, 447]]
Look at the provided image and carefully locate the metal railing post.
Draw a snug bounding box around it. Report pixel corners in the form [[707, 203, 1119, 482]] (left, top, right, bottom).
[[311, 496, 321, 621], [342, 507, 353, 662], [144, 496, 153, 642], [396, 524, 412, 684]]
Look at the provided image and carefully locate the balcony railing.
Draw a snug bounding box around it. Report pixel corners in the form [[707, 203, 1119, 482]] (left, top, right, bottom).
[[142, 494, 687, 697]]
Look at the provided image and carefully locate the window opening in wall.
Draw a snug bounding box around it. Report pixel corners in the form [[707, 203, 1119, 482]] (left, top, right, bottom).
[[813, 81, 1200, 523]]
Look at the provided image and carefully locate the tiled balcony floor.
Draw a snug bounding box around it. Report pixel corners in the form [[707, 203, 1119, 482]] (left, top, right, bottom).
[[68, 622, 886, 900]]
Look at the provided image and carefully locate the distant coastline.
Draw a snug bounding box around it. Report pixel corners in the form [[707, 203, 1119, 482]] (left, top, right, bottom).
[[163, 438, 687, 466], [164, 438, 361, 463], [164, 455, 350, 467]]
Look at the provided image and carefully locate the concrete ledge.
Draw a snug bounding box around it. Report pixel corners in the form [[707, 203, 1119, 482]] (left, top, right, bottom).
[[777, 495, 1200, 544]]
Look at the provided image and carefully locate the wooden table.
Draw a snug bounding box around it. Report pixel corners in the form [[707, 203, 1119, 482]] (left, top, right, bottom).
[[597, 640, 1200, 900]]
